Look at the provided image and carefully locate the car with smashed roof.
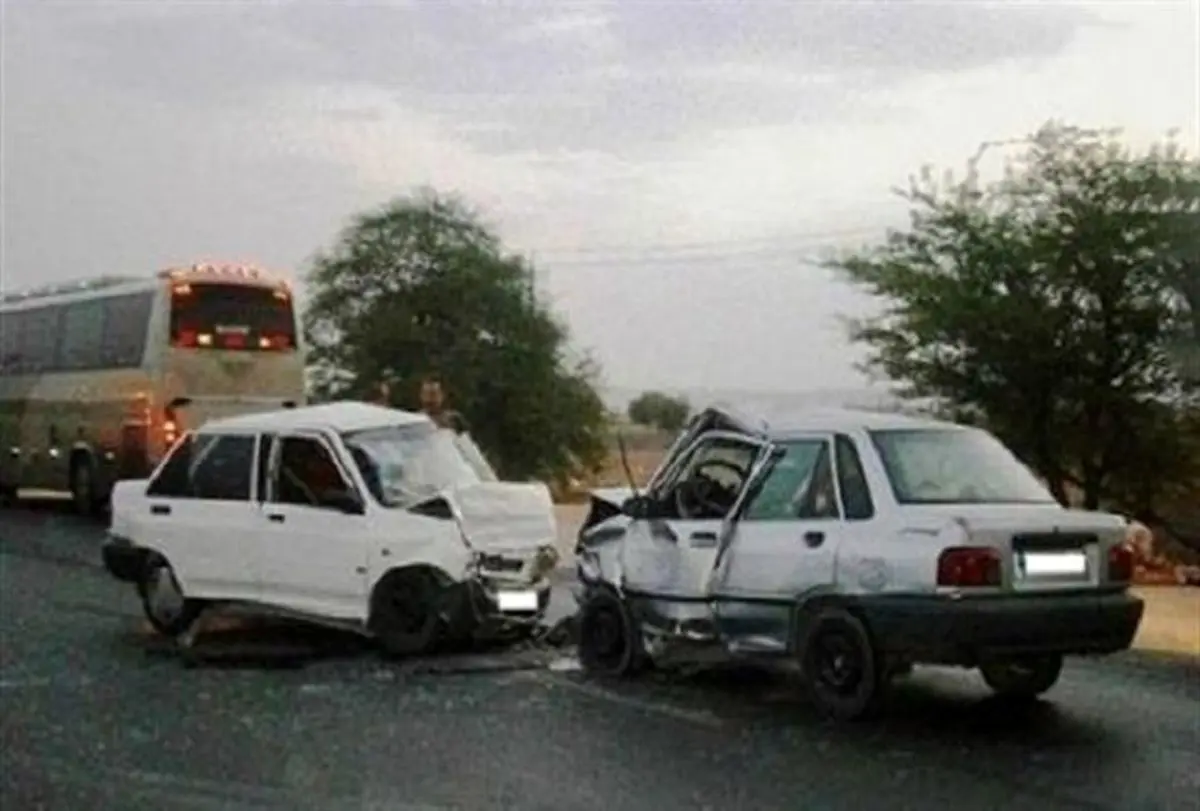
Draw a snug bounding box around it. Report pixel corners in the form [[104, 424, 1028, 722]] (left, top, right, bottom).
[[573, 405, 1144, 720], [102, 401, 560, 654]]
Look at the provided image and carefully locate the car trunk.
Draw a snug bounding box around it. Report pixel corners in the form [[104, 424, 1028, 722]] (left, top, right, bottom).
[[917, 504, 1128, 592]]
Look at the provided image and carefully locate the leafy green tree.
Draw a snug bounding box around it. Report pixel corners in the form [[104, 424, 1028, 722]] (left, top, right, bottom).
[[304, 189, 609, 484], [627, 390, 691, 433], [831, 122, 1200, 517]]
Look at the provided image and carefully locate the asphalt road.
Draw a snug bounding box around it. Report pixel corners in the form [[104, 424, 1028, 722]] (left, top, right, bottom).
[[2, 503, 1198, 811]]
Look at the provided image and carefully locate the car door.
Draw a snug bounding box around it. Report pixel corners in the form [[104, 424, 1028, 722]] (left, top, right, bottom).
[[256, 430, 371, 621], [643, 405, 766, 495], [622, 430, 767, 600], [142, 430, 262, 601], [710, 433, 849, 654]]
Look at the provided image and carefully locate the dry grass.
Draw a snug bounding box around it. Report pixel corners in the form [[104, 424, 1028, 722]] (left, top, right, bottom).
[[1131, 586, 1200, 656]]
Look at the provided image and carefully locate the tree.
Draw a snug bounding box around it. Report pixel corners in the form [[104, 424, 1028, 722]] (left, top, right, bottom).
[[627, 390, 691, 433], [303, 189, 610, 484], [830, 122, 1200, 517]]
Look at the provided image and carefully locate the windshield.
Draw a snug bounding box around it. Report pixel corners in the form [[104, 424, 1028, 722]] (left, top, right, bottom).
[[869, 428, 1056, 505], [342, 423, 494, 507]]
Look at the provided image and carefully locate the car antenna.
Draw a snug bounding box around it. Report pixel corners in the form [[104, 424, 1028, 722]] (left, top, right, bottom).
[[616, 430, 639, 497]]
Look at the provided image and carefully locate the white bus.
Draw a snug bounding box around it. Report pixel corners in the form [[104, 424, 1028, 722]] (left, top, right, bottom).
[[0, 264, 306, 514]]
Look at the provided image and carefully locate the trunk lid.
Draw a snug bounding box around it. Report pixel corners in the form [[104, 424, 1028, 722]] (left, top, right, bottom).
[[913, 504, 1128, 592]]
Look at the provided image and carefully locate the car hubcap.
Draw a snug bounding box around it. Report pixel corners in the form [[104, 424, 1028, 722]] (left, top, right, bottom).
[[816, 630, 863, 694], [148, 568, 184, 624]]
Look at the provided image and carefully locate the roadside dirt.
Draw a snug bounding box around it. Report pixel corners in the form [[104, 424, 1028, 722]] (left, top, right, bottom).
[[554, 505, 1198, 657]]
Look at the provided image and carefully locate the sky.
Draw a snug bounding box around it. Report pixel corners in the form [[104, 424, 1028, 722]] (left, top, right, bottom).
[[2, 0, 1197, 396]]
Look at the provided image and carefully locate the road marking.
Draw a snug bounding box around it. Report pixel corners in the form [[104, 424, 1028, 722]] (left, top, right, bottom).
[[531, 672, 725, 729]]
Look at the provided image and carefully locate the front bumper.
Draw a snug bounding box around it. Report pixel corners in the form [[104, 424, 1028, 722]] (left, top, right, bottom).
[[855, 590, 1145, 665], [443, 576, 553, 640], [101, 535, 146, 584]]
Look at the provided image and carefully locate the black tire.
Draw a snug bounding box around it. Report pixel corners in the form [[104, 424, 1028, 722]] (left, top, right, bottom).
[[577, 587, 647, 677], [369, 570, 442, 658], [800, 607, 885, 722], [70, 460, 106, 518], [140, 558, 203, 636], [980, 654, 1063, 699]]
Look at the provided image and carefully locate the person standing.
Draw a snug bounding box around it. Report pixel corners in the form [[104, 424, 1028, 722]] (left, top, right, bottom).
[[418, 376, 469, 434]]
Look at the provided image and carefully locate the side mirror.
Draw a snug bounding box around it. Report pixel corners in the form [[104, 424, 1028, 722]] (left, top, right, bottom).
[[320, 490, 365, 515], [621, 494, 653, 520]]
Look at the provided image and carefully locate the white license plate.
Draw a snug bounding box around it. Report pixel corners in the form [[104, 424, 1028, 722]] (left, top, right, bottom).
[[1021, 550, 1087, 576], [497, 590, 540, 612]]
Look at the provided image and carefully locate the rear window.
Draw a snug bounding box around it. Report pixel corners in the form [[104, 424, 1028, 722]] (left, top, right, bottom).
[[170, 283, 296, 351]]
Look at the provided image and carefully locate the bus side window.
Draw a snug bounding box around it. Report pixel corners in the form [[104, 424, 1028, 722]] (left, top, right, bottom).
[[100, 293, 154, 369]]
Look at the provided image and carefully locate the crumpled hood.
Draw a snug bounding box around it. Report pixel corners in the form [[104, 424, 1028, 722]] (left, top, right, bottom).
[[447, 480, 557, 552]]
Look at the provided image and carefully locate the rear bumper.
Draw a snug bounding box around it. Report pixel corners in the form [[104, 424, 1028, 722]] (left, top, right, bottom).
[[101, 535, 146, 584], [855, 591, 1144, 665]]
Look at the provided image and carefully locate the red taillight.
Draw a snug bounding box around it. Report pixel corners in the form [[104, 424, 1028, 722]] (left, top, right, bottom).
[[937, 547, 1002, 588], [176, 329, 198, 348], [1107, 542, 1134, 583], [260, 332, 292, 350]]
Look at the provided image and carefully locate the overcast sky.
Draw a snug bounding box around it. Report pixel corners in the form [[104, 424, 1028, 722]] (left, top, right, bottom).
[[3, 0, 1197, 394]]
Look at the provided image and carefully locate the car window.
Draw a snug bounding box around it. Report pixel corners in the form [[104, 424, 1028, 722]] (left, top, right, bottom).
[[274, 435, 353, 508], [834, 434, 875, 520], [189, 435, 256, 501], [145, 433, 255, 501], [742, 438, 832, 521], [147, 435, 195, 497], [870, 427, 1056, 505]]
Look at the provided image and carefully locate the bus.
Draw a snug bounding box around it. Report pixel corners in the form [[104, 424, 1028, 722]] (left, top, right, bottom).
[[0, 264, 306, 514]]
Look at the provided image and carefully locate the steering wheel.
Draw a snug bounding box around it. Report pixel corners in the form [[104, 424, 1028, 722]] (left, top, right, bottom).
[[674, 458, 749, 519]]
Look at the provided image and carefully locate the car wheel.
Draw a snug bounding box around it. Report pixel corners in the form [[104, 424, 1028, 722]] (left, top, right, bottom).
[[69, 461, 107, 518], [140, 559, 203, 637], [980, 654, 1063, 699], [578, 587, 646, 677], [370, 570, 442, 658], [800, 607, 884, 721]]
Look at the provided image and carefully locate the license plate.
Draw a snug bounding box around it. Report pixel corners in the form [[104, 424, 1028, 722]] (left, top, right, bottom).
[[497, 590, 539, 612], [1021, 550, 1087, 576]]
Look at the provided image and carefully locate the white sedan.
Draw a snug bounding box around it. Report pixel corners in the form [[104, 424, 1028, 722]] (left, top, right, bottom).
[[102, 401, 560, 655]]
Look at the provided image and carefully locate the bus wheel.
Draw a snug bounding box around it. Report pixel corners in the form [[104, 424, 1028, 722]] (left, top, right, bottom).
[[70, 460, 103, 518]]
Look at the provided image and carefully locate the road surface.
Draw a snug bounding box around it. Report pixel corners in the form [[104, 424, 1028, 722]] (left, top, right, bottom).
[[2, 503, 1198, 810]]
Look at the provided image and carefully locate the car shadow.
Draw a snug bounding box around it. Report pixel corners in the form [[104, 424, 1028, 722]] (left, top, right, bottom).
[[118, 613, 564, 674], [575, 662, 1111, 747]]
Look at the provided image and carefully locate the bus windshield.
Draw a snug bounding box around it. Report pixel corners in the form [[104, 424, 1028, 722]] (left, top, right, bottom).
[[170, 282, 297, 351]]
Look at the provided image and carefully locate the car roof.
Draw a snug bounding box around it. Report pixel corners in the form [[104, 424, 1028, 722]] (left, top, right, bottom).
[[759, 406, 969, 438], [195, 401, 430, 435]]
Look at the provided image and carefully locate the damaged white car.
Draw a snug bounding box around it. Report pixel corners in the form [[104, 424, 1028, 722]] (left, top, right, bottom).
[[574, 406, 1145, 720], [102, 402, 560, 655]]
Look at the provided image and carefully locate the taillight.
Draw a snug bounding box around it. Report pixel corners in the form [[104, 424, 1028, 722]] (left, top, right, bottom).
[[163, 406, 181, 447], [176, 329, 198, 348], [1107, 542, 1134, 583], [937, 546, 1002, 588], [259, 333, 292, 350]]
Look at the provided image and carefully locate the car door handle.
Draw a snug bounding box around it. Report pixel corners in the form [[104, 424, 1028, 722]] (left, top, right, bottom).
[[268, 513, 285, 523], [689, 531, 719, 547], [803, 531, 824, 548], [150, 504, 171, 516]]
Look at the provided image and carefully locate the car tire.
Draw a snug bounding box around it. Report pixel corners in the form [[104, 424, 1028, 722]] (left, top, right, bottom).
[[140, 558, 203, 637], [980, 654, 1063, 699], [578, 587, 647, 677], [370, 570, 442, 658], [69, 460, 106, 518], [800, 607, 885, 722]]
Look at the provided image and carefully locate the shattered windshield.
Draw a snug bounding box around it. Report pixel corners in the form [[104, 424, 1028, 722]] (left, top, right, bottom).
[[870, 427, 1056, 505], [342, 423, 492, 507]]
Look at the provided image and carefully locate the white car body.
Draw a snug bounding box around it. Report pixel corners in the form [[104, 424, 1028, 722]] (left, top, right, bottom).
[[573, 406, 1144, 717], [103, 402, 559, 645]]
